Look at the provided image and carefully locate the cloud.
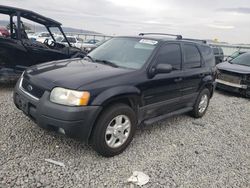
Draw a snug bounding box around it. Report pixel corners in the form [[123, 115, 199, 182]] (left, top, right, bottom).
[[0, 0, 250, 43], [218, 7, 250, 14], [207, 24, 235, 29]]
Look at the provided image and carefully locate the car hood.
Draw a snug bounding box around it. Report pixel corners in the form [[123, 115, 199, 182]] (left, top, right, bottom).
[[25, 58, 134, 90], [217, 61, 250, 74]]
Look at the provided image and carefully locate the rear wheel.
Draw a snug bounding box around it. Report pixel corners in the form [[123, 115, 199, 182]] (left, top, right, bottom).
[[91, 103, 136, 157], [190, 88, 210, 118]]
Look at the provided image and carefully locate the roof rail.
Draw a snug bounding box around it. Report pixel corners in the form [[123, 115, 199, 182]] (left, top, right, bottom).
[[182, 38, 207, 44], [139, 33, 182, 39]]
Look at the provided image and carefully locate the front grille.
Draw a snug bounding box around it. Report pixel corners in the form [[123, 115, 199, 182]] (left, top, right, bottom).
[[21, 78, 45, 99], [218, 71, 242, 84]]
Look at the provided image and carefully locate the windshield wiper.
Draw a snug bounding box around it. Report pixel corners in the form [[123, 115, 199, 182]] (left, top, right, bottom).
[[95, 59, 119, 68]]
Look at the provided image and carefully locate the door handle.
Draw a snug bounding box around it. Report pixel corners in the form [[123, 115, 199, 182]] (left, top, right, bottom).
[[174, 77, 183, 82]]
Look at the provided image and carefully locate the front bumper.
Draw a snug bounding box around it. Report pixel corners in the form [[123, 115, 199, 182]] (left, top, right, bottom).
[[216, 79, 247, 89], [216, 79, 250, 95], [13, 79, 102, 142]]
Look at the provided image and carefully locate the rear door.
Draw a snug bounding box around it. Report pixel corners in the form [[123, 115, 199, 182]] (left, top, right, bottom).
[[180, 43, 204, 107], [140, 42, 184, 119]]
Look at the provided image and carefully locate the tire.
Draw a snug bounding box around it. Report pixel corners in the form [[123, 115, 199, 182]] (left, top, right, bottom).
[[190, 88, 210, 118], [91, 103, 136, 157]]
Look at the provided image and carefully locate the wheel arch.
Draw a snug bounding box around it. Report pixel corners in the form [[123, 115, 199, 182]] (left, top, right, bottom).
[[88, 86, 142, 142], [199, 75, 215, 98]]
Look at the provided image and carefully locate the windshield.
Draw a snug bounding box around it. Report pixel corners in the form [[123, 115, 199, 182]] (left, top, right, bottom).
[[88, 37, 158, 69], [230, 53, 250, 66]]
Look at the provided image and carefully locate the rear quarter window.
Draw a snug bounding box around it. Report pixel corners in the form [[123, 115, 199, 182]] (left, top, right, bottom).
[[200, 45, 215, 66], [183, 44, 201, 69]]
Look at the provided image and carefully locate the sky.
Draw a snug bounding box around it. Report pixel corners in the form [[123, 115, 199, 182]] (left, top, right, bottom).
[[1, 0, 250, 44]]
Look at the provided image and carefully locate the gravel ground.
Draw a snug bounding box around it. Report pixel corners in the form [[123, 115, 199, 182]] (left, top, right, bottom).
[[0, 85, 249, 188]]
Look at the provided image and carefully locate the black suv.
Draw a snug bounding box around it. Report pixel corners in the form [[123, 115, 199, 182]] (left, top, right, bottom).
[[14, 33, 216, 157]]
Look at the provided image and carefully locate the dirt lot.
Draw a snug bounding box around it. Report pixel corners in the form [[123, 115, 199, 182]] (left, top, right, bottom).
[[0, 85, 249, 188]]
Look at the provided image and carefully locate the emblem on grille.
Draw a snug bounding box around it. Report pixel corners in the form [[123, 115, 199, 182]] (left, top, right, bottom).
[[27, 84, 33, 92]]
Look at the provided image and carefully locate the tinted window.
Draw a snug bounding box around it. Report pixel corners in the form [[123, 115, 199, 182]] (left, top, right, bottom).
[[157, 44, 182, 70], [183, 44, 201, 68]]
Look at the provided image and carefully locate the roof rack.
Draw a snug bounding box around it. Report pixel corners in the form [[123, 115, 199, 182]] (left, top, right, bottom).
[[182, 38, 207, 44], [139, 33, 182, 39]]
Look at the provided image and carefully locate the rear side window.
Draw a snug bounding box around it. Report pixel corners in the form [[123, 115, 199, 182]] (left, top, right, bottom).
[[199, 45, 215, 67], [157, 44, 182, 70], [200, 46, 212, 60], [183, 44, 201, 69]]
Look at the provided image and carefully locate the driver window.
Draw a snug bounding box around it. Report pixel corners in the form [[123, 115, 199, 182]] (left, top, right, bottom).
[[157, 44, 182, 70]]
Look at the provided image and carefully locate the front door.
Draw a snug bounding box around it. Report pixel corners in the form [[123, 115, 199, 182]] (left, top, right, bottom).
[[140, 43, 183, 119]]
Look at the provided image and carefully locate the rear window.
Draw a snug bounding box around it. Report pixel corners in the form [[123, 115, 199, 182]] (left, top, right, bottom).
[[183, 44, 201, 69]]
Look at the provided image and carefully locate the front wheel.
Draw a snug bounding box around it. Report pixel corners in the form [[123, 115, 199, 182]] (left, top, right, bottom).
[[91, 103, 136, 157], [190, 88, 210, 118]]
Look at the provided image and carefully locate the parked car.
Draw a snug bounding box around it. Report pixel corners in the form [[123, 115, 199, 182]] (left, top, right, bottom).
[[14, 33, 216, 157], [55, 36, 100, 51], [28, 32, 52, 43], [60, 36, 84, 49], [212, 46, 224, 64], [84, 39, 109, 52], [85, 39, 100, 44], [0, 5, 86, 82], [0, 26, 10, 37], [77, 39, 101, 52], [216, 52, 250, 97]]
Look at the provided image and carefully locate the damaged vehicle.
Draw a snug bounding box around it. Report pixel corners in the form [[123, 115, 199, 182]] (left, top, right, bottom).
[[0, 5, 86, 82], [216, 52, 250, 97], [14, 33, 216, 157]]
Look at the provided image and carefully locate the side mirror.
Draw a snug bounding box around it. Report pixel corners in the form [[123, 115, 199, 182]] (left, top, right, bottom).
[[155, 64, 173, 74]]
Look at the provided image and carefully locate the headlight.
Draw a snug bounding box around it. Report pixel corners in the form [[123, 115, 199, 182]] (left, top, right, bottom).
[[50, 87, 90, 106]]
